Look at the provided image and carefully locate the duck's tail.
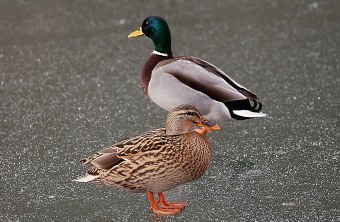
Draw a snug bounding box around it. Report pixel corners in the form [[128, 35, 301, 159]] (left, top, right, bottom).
[[224, 99, 267, 120], [73, 174, 99, 183], [233, 110, 267, 118]]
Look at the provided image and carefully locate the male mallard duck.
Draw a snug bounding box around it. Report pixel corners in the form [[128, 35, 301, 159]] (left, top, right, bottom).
[[128, 16, 267, 122], [74, 104, 221, 215]]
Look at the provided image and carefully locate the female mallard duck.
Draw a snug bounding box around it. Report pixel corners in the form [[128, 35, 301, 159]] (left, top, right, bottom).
[[128, 16, 267, 122], [74, 104, 221, 215]]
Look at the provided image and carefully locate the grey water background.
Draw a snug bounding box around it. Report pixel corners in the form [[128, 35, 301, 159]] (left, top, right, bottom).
[[1, 0, 339, 221]]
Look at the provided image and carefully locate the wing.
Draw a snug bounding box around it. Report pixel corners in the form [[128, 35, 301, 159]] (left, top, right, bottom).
[[80, 146, 123, 170], [74, 129, 168, 182], [154, 56, 259, 101], [115, 128, 168, 159], [75, 146, 124, 182], [80, 129, 167, 169]]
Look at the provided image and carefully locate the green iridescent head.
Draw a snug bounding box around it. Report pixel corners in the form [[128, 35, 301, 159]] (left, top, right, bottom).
[[128, 16, 172, 55]]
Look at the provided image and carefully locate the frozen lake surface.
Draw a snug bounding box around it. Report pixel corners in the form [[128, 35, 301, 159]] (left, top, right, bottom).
[[1, 0, 339, 221]]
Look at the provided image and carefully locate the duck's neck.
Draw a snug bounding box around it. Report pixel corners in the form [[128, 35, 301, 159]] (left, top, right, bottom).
[[140, 51, 173, 94]]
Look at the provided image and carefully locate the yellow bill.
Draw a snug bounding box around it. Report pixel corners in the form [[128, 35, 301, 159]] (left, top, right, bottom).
[[128, 27, 144, 38]]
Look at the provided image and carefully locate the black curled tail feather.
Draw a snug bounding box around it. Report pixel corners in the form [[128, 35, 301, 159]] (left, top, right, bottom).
[[249, 99, 262, 112], [224, 99, 263, 120]]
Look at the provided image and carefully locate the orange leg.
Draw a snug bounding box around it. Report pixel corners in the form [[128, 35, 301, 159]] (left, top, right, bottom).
[[157, 193, 187, 209], [146, 192, 183, 215]]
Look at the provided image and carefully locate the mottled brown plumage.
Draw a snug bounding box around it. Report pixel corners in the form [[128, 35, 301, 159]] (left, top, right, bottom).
[[74, 104, 221, 215]]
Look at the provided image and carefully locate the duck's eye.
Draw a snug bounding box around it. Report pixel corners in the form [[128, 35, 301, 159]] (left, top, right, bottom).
[[185, 111, 197, 116], [192, 119, 200, 124]]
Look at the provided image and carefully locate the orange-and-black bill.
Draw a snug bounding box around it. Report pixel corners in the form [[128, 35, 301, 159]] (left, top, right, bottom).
[[195, 118, 221, 135]]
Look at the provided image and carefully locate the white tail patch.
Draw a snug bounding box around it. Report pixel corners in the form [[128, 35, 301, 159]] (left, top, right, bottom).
[[73, 174, 99, 183], [234, 110, 268, 118]]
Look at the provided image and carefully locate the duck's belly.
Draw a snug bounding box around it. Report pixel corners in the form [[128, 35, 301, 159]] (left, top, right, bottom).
[[99, 161, 208, 193], [148, 73, 231, 121]]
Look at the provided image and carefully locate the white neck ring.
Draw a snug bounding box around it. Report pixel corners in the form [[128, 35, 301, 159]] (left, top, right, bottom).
[[152, 50, 168, 57]]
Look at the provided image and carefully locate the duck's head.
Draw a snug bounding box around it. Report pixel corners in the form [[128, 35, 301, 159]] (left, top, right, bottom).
[[166, 104, 221, 136], [128, 16, 172, 56]]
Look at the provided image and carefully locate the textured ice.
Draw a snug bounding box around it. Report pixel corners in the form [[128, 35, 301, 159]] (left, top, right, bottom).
[[0, 0, 339, 221]]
